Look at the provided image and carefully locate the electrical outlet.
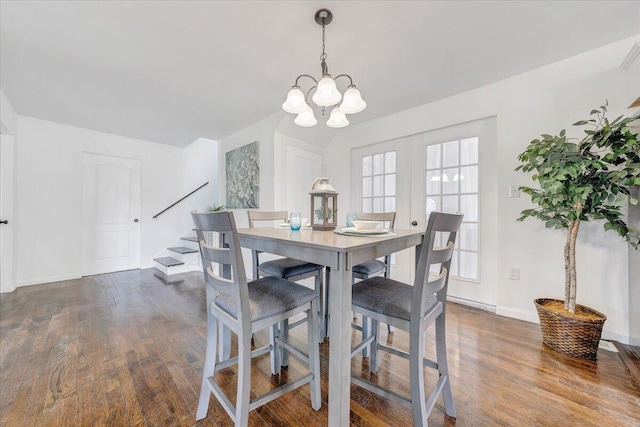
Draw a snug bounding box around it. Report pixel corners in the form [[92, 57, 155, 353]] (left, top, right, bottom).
[[509, 185, 521, 198], [508, 267, 520, 280]]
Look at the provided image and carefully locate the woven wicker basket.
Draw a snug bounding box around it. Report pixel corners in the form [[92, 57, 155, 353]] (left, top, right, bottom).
[[534, 298, 607, 360]]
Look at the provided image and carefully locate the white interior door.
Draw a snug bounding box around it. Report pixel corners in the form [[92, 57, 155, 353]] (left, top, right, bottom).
[[351, 138, 413, 284], [82, 153, 141, 276], [285, 146, 322, 219], [410, 118, 497, 307], [0, 134, 15, 293]]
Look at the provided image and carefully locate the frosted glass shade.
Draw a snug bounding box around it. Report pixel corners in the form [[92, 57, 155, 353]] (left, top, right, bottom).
[[312, 77, 342, 107], [339, 86, 367, 114], [282, 87, 308, 114], [326, 107, 349, 128], [294, 106, 317, 127]]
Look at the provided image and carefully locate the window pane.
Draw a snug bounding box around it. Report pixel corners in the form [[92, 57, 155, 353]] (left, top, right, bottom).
[[459, 223, 478, 250], [442, 195, 458, 213], [450, 251, 459, 276], [373, 197, 384, 213], [362, 177, 372, 197], [442, 140, 458, 167], [461, 137, 478, 165], [426, 144, 441, 169], [426, 196, 440, 216], [373, 153, 384, 175], [385, 197, 395, 212], [362, 155, 372, 176], [442, 168, 459, 194], [426, 171, 441, 195], [459, 251, 478, 279], [385, 174, 396, 196], [362, 198, 372, 213], [459, 165, 478, 193], [373, 175, 383, 197], [460, 195, 478, 221], [385, 151, 396, 173]]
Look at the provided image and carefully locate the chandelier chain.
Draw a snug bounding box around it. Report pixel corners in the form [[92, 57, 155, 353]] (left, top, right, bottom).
[[320, 23, 327, 62]]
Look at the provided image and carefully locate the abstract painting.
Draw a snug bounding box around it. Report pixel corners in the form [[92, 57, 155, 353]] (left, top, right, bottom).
[[226, 141, 259, 208]]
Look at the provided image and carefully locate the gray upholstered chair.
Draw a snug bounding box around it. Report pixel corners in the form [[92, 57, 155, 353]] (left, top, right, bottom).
[[351, 211, 397, 344], [350, 211, 462, 426], [192, 210, 321, 426], [248, 210, 325, 347], [351, 211, 397, 282]]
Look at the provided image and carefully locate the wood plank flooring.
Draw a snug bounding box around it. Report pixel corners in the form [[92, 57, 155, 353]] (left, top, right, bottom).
[[1, 269, 638, 426]]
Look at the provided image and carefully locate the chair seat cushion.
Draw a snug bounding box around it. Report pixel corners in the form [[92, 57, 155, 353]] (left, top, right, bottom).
[[352, 276, 437, 322], [258, 258, 323, 278], [214, 276, 318, 322], [352, 259, 386, 276]]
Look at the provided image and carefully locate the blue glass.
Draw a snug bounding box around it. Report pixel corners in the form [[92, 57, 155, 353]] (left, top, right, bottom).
[[346, 212, 357, 228], [290, 212, 302, 230]]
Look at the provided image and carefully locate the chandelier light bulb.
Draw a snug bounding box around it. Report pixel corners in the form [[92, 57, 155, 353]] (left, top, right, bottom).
[[326, 107, 349, 128], [294, 106, 317, 127], [282, 87, 308, 114], [340, 86, 367, 114], [312, 77, 342, 107]]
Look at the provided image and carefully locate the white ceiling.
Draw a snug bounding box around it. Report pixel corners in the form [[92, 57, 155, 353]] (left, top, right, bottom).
[[1, 1, 639, 146]]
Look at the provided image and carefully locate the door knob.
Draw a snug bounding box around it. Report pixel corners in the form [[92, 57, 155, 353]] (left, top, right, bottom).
[[411, 221, 418, 226], [0, 220, 7, 225], [133, 219, 139, 223]]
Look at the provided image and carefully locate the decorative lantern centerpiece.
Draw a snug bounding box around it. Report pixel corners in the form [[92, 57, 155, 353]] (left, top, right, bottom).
[[310, 178, 338, 231]]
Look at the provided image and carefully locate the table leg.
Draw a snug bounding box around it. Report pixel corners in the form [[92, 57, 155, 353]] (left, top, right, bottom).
[[328, 252, 352, 427]]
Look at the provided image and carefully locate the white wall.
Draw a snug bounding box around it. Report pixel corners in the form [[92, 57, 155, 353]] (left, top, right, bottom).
[[1, 90, 18, 135], [324, 36, 640, 343], [218, 112, 283, 228], [15, 116, 218, 286]]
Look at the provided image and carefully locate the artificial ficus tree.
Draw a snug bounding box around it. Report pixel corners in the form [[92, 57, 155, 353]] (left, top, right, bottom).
[[516, 102, 640, 314]]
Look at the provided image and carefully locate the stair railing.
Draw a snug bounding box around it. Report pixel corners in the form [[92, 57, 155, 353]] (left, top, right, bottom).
[[153, 182, 209, 219]]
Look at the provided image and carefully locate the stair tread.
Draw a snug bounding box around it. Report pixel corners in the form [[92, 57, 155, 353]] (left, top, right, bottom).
[[168, 246, 199, 254], [180, 236, 198, 242], [153, 257, 184, 267]]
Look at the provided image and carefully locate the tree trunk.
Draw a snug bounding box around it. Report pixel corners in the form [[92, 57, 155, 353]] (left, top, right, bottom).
[[568, 219, 581, 314], [564, 222, 573, 312]]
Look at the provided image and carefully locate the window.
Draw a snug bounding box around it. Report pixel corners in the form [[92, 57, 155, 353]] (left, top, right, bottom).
[[425, 137, 479, 281], [362, 151, 396, 217]]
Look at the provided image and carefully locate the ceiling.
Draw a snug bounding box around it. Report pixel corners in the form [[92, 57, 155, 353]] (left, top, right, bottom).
[[1, 1, 639, 147]]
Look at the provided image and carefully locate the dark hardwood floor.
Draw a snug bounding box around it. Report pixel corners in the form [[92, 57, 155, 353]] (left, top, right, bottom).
[[1, 269, 638, 426]]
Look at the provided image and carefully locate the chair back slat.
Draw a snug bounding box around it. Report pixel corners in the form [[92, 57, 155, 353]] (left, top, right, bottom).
[[356, 212, 396, 229], [248, 210, 289, 227], [192, 210, 250, 322], [428, 242, 455, 266], [205, 268, 236, 296], [200, 242, 233, 266], [412, 212, 463, 323]]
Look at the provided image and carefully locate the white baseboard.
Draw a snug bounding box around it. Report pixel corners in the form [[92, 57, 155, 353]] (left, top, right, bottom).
[[447, 295, 496, 313], [496, 306, 539, 324], [16, 272, 82, 288]]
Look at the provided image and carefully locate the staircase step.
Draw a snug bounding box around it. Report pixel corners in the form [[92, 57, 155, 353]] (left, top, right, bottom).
[[181, 236, 198, 242], [168, 246, 199, 254], [153, 257, 184, 267]]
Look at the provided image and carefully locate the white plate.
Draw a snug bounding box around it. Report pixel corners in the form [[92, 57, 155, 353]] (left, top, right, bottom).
[[274, 223, 311, 229], [340, 227, 389, 235]]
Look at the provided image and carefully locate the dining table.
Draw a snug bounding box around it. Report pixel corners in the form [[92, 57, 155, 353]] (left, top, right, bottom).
[[233, 225, 426, 427]]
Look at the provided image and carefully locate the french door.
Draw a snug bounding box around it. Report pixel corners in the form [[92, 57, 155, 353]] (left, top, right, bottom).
[[351, 137, 413, 284], [352, 118, 497, 307], [410, 119, 497, 307]]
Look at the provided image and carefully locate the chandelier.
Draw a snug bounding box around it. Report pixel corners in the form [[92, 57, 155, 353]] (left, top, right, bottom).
[[282, 9, 367, 128]]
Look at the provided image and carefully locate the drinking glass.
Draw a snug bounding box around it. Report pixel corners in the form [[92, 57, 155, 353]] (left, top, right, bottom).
[[290, 212, 302, 230], [346, 212, 357, 228]]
